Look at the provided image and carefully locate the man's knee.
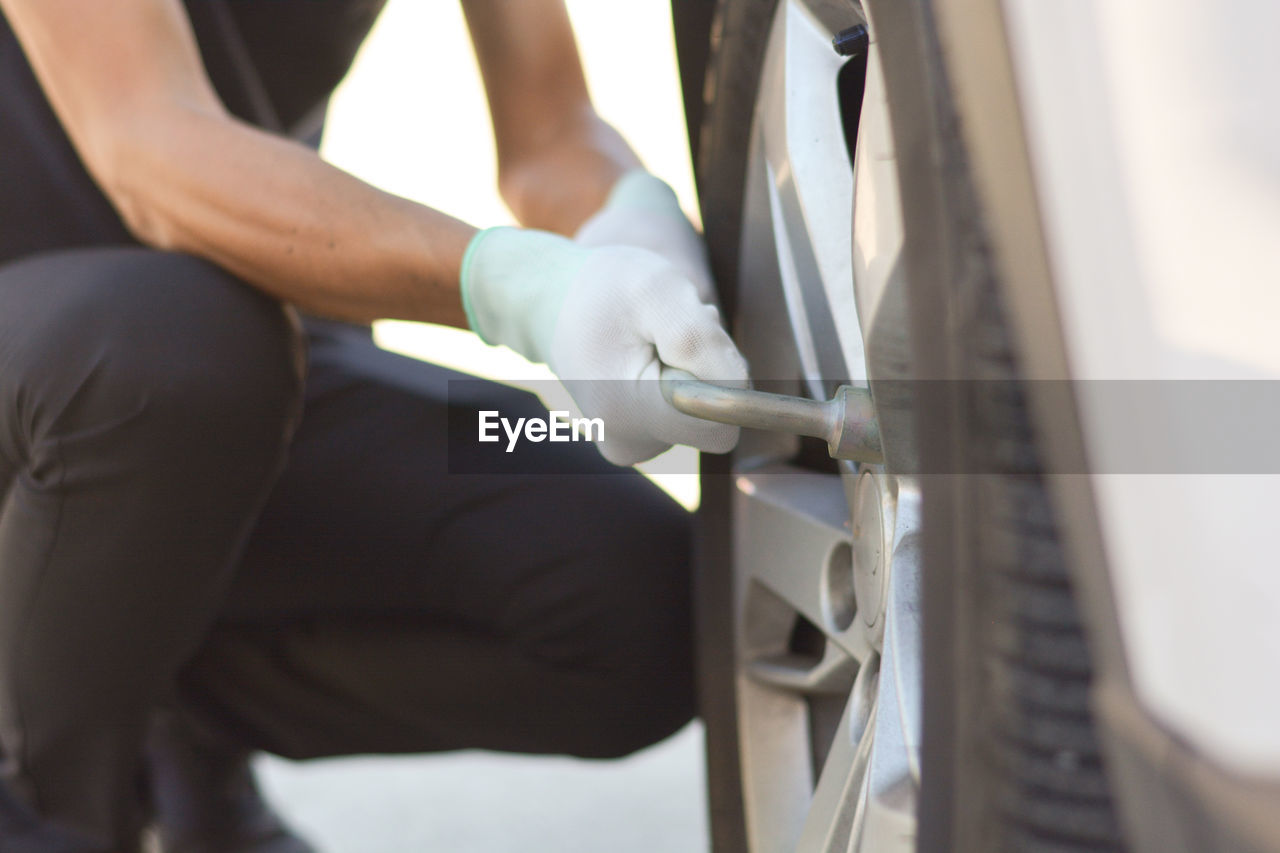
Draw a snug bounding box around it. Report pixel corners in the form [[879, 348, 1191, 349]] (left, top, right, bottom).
[[534, 487, 697, 758], [0, 248, 304, 476]]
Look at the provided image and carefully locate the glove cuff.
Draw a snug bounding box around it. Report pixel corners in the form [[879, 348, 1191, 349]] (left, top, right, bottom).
[[459, 227, 501, 346], [459, 226, 590, 364]]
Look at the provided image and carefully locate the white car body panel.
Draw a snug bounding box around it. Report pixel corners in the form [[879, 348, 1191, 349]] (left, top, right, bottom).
[[1001, 0, 1280, 776]]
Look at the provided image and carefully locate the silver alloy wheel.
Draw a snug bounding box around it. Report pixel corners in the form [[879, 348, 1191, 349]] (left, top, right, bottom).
[[727, 2, 921, 851]]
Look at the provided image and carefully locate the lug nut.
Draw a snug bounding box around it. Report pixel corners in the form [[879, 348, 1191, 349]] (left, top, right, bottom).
[[832, 23, 870, 57]]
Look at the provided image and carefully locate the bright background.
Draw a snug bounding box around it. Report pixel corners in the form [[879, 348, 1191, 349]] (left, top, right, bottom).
[[331, 0, 702, 506], [255, 2, 711, 850]]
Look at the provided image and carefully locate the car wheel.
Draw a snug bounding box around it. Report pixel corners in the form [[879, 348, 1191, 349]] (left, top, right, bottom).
[[684, 1, 1128, 851]]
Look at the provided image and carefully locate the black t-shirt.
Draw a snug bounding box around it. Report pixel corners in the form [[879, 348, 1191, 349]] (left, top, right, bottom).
[[0, 0, 387, 264]]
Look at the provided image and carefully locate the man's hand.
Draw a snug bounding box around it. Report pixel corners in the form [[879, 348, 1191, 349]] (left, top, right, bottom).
[[462, 228, 749, 465], [575, 171, 717, 306]]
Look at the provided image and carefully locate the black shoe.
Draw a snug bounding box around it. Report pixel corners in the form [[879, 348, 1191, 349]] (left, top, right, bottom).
[[144, 711, 315, 853]]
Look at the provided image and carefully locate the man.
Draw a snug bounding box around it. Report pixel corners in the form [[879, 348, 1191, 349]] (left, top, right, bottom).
[[0, 0, 747, 850]]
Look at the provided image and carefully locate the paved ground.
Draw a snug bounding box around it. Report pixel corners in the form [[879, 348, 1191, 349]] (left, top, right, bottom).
[[257, 723, 708, 853]]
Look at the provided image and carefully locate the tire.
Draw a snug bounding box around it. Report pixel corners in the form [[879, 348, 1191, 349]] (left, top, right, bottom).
[[927, 273, 1127, 853], [684, 1, 1128, 851], [686, 4, 777, 850]]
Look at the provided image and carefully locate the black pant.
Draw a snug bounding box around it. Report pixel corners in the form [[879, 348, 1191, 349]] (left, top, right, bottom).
[[0, 247, 694, 851]]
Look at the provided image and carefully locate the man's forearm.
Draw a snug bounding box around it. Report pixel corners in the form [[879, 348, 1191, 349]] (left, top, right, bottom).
[[461, 0, 642, 236], [107, 107, 476, 326], [1, 0, 476, 326]]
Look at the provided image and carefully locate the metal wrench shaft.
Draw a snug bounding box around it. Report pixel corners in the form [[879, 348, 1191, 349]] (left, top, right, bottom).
[[659, 368, 882, 463]]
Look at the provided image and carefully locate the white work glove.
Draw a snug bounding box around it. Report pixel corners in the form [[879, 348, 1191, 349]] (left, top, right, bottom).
[[574, 171, 717, 306], [461, 227, 749, 466]]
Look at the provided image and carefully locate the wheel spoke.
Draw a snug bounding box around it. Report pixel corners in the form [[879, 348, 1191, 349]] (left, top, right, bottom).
[[850, 33, 906, 349], [737, 674, 820, 853], [850, 692, 917, 853], [885, 480, 923, 784], [849, 484, 921, 852], [748, 639, 858, 695], [755, 0, 867, 392], [735, 465, 876, 664], [795, 659, 879, 853]]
